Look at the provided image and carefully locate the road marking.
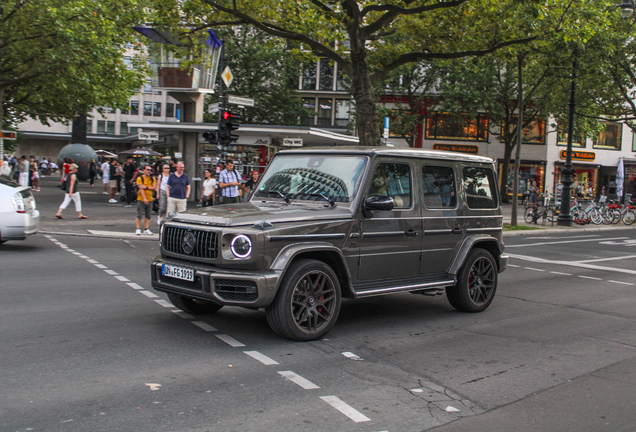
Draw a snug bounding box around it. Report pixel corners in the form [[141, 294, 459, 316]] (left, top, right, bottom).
[[550, 271, 572, 276], [71, 251, 82, 255], [216, 334, 245, 347], [244, 351, 279, 365], [508, 264, 520, 268], [342, 352, 363, 361], [522, 234, 601, 241], [508, 253, 636, 276], [524, 267, 545, 272], [86, 259, 98, 264], [66, 249, 76, 252], [115, 275, 130, 282], [170, 309, 194, 319], [104, 269, 119, 275], [319, 396, 371, 423], [154, 300, 173, 308], [94, 264, 107, 269], [505, 237, 629, 248], [140, 290, 159, 298], [278, 371, 320, 390], [608, 280, 634, 285], [578, 275, 603, 281], [78, 255, 89, 259], [577, 254, 636, 263], [127, 282, 144, 290], [192, 321, 218, 332]]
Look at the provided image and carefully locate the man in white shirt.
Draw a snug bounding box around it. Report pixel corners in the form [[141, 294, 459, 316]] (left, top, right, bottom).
[[101, 160, 110, 194]]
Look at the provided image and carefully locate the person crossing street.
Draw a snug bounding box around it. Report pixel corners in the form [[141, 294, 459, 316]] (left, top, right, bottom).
[[135, 165, 156, 235]]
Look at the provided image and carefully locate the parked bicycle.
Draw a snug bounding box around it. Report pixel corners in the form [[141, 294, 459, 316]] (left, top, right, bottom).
[[608, 199, 636, 225]]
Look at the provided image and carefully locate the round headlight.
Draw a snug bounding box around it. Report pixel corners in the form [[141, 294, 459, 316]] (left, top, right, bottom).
[[231, 235, 252, 258]]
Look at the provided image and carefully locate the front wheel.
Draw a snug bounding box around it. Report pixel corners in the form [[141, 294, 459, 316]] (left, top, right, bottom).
[[266, 259, 341, 341], [167, 293, 223, 314], [524, 207, 534, 223], [446, 249, 498, 313], [623, 209, 636, 225]]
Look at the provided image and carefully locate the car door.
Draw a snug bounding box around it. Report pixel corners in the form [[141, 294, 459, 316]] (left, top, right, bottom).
[[420, 162, 464, 275], [358, 159, 421, 281]]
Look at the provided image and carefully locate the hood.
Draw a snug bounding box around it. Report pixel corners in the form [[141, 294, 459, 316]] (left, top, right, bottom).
[[170, 201, 354, 227]]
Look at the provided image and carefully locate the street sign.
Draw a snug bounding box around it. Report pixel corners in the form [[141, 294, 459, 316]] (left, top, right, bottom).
[[208, 102, 221, 114], [138, 131, 159, 140], [221, 66, 234, 88], [1, 131, 16, 140], [383, 117, 389, 140], [228, 95, 255, 107], [283, 138, 303, 147]]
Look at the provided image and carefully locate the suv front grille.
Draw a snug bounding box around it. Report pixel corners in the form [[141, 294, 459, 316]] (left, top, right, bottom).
[[215, 279, 258, 302], [163, 226, 218, 259]]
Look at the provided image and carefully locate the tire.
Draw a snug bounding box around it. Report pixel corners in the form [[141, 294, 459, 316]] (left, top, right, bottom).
[[167, 293, 223, 314], [611, 209, 621, 225], [446, 249, 498, 313], [588, 208, 602, 225], [623, 210, 636, 225], [524, 207, 534, 223], [546, 208, 557, 223], [601, 209, 614, 225], [266, 259, 341, 341]]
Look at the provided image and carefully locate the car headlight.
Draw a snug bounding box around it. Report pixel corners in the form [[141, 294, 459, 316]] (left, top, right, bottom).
[[230, 235, 252, 259]]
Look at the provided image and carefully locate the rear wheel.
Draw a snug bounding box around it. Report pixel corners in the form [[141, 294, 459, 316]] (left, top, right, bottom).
[[447, 249, 498, 312], [524, 207, 535, 223], [623, 210, 636, 225], [167, 293, 223, 314], [266, 259, 341, 341]]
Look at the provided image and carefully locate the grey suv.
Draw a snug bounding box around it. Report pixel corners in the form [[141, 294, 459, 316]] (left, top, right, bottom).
[[151, 148, 508, 341]]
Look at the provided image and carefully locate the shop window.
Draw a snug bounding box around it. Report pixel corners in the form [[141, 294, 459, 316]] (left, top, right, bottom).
[[319, 58, 334, 91], [301, 62, 317, 90], [301, 97, 315, 126], [422, 165, 456, 208], [594, 122, 622, 150], [335, 100, 350, 127], [130, 100, 139, 116], [387, 109, 413, 139], [504, 116, 546, 144], [426, 113, 488, 141], [463, 167, 497, 209], [143, 102, 152, 116], [369, 163, 411, 208], [557, 126, 585, 147], [166, 103, 175, 118], [153, 102, 162, 117], [317, 98, 332, 126], [500, 162, 544, 197]]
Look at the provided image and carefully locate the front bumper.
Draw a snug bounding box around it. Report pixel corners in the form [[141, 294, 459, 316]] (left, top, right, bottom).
[[151, 256, 283, 308], [499, 254, 509, 273]]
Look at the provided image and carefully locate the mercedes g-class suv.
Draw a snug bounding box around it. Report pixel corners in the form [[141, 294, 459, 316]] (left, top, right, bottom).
[[151, 147, 508, 341]]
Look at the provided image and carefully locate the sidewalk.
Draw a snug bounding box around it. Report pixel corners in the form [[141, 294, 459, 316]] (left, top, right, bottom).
[[31, 175, 632, 240]]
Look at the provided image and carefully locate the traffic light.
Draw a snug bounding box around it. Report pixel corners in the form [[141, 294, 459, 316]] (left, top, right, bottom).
[[202, 130, 217, 143], [218, 110, 241, 145]]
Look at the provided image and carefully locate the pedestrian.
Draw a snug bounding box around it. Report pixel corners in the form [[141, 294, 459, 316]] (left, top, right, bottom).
[[170, 157, 178, 173], [218, 159, 242, 204], [156, 163, 171, 225], [17, 155, 29, 187], [0, 160, 10, 176], [241, 170, 259, 200], [49, 160, 58, 174], [30, 156, 40, 191], [63, 158, 73, 176], [135, 165, 156, 235], [40, 158, 49, 176], [122, 156, 138, 207], [101, 159, 110, 194], [55, 163, 87, 220], [199, 169, 216, 207], [89, 158, 97, 188], [108, 159, 121, 203], [116, 159, 124, 194], [166, 161, 190, 213]]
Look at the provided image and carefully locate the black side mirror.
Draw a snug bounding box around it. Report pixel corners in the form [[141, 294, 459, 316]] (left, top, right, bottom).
[[363, 195, 394, 217]]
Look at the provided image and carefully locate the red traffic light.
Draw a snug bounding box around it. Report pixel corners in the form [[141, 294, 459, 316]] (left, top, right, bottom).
[[223, 111, 234, 120]]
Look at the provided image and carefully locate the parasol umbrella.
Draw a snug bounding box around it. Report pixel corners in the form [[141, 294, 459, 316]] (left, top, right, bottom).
[[95, 149, 118, 158], [119, 148, 163, 156]]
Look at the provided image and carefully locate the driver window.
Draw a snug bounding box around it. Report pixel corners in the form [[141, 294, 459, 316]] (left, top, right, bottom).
[[368, 163, 411, 208]]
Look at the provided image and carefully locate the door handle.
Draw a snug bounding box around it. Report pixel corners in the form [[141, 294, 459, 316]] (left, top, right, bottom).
[[405, 230, 418, 237], [451, 227, 463, 234]]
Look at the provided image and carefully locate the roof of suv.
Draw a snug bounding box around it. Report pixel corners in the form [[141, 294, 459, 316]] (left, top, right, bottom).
[[277, 146, 495, 164]]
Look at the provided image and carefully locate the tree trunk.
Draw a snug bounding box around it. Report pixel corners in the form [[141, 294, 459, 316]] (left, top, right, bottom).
[[72, 113, 88, 144], [499, 142, 514, 203], [510, 53, 525, 227], [350, 41, 381, 147]]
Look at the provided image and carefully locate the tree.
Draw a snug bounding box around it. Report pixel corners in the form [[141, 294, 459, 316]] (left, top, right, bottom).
[[0, 0, 149, 132], [153, 0, 541, 146]]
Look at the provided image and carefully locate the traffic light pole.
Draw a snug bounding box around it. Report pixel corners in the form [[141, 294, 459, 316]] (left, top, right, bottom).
[[218, 42, 228, 148]]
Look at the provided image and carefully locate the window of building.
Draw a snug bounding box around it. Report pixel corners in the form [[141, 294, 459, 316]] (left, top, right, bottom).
[[302, 97, 316, 126], [503, 116, 546, 144], [106, 121, 115, 134], [105, 107, 115, 114], [97, 120, 105, 134], [633, 131, 636, 152], [368, 163, 411, 208], [336, 68, 347, 91], [120, 105, 129, 115], [166, 103, 175, 118], [154, 90, 162, 95], [130, 100, 139, 115], [422, 165, 456, 208], [120, 122, 128, 135], [426, 113, 489, 141], [557, 126, 584, 147], [593, 122, 622, 150], [153, 102, 162, 117], [144, 80, 152, 93], [129, 126, 138, 134], [301, 62, 317, 90], [319, 58, 334, 91], [143, 102, 152, 116], [317, 98, 332, 126], [335, 100, 350, 127], [123, 56, 132, 69], [463, 167, 498, 209]]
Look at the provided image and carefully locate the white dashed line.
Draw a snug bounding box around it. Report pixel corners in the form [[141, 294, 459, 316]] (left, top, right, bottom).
[[278, 371, 320, 389], [66, 249, 75, 252], [115, 276, 130, 282], [524, 267, 545, 272], [85, 259, 98, 264], [154, 300, 174, 308], [104, 269, 119, 275], [127, 282, 144, 290], [550, 271, 572, 276], [319, 396, 370, 422], [244, 351, 279, 365], [139, 290, 159, 298], [192, 321, 218, 332], [78, 255, 89, 259], [608, 280, 635, 286], [216, 334, 245, 347], [71, 251, 82, 256], [342, 352, 363, 361], [578, 275, 603, 281], [508, 264, 520, 268], [170, 309, 194, 319], [94, 263, 107, 269]]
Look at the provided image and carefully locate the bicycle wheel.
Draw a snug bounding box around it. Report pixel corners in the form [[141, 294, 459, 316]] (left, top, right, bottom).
[[524, 207, 534, 224], [588, 208, 602, 225], [611, 209, 621, 225], [623, 209, 636, 225], [601, 209, 614, 225], [546, 207, 557, 223]]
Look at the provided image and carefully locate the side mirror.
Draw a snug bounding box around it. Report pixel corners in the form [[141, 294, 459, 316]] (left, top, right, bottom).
[[363, 195, 394, 213]]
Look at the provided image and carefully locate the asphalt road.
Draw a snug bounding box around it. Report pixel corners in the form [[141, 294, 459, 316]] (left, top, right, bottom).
[[3, 217, 636, 430]]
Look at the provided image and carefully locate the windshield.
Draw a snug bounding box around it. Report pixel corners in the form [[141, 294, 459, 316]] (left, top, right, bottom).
[[254, 154, 368, 203]]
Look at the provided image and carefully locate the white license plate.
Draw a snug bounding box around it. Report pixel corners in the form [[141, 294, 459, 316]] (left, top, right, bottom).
[[162, 264, 195, 282]]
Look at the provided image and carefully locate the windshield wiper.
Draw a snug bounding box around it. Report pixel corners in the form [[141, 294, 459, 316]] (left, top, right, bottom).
[[303, 192, 336, 207], [262, 189, 291, 203]]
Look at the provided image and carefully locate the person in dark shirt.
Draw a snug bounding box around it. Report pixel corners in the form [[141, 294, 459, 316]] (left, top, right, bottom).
[[122, 156, 138, 207]]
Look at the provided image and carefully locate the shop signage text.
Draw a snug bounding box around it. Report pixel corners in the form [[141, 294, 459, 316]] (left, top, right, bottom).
[[560, 150, 595, 161], [139, 131, 159, 140], [1, 131, 16, 139], [433, 143, 479, 154], [228, 95, 255, 107], [283, 138, 303, 147]]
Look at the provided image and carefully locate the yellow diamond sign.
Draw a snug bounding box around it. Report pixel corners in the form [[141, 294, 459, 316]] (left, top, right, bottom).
[[221, 66, 234, 88]]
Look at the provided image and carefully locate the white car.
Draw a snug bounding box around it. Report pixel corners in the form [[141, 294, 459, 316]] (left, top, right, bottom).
[[0, 175, 40, 244]]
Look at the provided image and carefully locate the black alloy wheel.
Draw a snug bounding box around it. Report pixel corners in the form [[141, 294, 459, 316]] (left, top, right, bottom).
[[446, 249, 498, 312]]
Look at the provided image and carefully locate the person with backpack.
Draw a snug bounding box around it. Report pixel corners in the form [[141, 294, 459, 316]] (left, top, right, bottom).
[[135, 164, 157, 235]]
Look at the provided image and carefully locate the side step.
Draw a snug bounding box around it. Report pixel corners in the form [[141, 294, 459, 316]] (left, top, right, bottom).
[[354, 278, 456, 298]]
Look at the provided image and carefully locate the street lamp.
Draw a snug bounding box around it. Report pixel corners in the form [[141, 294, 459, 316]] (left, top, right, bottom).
[[621, 0, 635, 18]]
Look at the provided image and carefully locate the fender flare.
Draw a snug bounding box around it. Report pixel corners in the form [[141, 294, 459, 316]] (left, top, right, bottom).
[[448, 234, 503, 275]]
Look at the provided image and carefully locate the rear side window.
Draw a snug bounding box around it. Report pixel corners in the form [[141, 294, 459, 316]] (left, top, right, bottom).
[[462, 166, 498, 209], [368, 163, 411, 208], [422, 165, 456, 208]]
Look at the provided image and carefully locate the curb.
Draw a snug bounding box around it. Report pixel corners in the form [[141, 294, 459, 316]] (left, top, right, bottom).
[[503, 225, 635, 237], [40, 230, 159, 242]]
